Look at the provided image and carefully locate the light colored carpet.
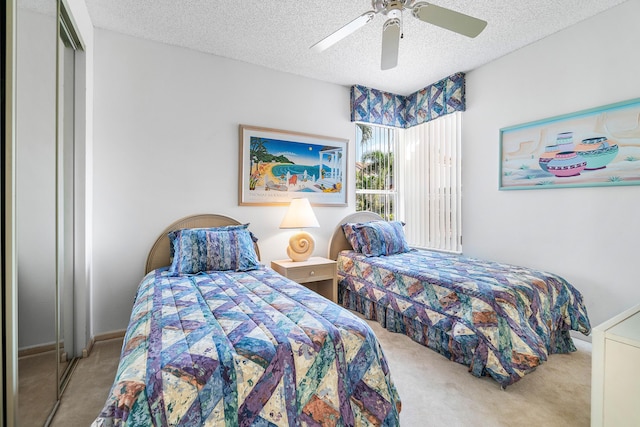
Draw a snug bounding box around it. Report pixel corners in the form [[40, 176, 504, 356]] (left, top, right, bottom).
[[362, 316, 591, 427], [51, 318, 591, 426], [50, 338, 123, 427], [18, 350, 58, 426]]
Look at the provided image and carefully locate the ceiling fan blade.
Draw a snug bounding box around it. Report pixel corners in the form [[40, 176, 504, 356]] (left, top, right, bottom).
[[381, 18, 401, 70], [310, 11, 376, 52], [412, 2, 487, 38]]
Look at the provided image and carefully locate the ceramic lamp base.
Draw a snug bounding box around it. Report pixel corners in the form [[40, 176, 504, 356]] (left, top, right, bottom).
[[287, 231, 315, 262]]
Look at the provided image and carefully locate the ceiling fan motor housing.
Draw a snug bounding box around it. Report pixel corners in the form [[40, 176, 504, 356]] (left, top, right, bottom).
[[373, 0, 414, 14]]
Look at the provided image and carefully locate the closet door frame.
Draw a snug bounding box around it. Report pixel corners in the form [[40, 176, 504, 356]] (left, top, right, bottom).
[[3, 0, 19, 424]]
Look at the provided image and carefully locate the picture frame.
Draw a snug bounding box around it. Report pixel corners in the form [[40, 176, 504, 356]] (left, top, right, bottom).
[[499, 97, 640, 190], [239, 124, 348, 206]]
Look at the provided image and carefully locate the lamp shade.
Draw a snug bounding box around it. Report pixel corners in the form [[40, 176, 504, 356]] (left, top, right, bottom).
[[280, 198, 320, 229]]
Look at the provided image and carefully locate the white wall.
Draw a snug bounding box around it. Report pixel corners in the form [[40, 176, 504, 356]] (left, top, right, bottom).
[[463, 0, 640, 330], [92, 30, 355, 334], [93, 1, 640, 336]]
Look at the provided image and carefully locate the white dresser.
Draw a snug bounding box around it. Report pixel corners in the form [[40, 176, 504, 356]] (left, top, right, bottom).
[[591, 304, 640, 427]]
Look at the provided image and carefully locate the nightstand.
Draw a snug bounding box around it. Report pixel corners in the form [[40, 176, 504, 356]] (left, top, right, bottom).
[[271, 257, 337, 303]]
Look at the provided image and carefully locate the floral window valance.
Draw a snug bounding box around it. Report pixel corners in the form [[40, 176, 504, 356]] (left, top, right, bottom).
[[350, 72, 466, 128]]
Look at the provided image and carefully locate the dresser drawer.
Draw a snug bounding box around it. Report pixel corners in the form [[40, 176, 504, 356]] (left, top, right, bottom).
[[285, 263, 335, 283]]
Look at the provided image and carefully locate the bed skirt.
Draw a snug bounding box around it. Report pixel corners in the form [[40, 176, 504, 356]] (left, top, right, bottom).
[[339, 280, 584, 387], [338, 283, 482, 375]]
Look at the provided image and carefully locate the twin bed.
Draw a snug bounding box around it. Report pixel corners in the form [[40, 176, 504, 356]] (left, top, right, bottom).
[[94, 211, 591, 426], [328, 212, 591, 388], [93, 214, 401, 426]]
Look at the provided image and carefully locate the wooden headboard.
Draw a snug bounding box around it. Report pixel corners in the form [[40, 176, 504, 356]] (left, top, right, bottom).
[[145, 214, 261, 274], [327, 211, 383, 260]]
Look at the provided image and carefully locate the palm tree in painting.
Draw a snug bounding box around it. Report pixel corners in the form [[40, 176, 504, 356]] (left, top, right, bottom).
[[249, 137, 269, 190], [250, 137, 268, 167]]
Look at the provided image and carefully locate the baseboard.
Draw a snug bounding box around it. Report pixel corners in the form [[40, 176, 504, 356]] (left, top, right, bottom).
[[18, 342, 56, 358], [94, 329, 126, 342], [83, 338, 94, 358], [83, 330, 126, 358], [571, 335, 593, 354], [571, 330, 592, 344]]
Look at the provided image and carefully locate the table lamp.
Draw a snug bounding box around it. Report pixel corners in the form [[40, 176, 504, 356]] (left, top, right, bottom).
[[279, 198, 320, 262]]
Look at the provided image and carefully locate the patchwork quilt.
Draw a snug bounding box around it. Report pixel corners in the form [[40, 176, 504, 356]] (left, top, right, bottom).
[[93, 267, 400, 426], [337, 249, 591, 387]]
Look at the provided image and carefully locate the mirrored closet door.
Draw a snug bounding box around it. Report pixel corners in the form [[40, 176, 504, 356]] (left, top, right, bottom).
[[16, 1, 58, 423], [16, 0, 82, 424]]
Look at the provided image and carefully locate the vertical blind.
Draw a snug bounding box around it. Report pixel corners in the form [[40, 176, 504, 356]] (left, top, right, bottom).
[[399, 112, 462, 252]]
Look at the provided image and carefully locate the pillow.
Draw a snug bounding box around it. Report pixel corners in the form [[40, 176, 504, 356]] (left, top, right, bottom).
[[168, 224, 257, 259], [342, 220, 410, 257], [342, 222, 365, 253], [168, 224, 260, 274]]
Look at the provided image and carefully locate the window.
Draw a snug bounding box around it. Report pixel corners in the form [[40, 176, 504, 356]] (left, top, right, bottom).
[[355, 112, 462, 253], [355, 123, 398, 220]]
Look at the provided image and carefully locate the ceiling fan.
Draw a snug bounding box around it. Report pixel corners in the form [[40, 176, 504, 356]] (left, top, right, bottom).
[[310, 0, 487, 70]]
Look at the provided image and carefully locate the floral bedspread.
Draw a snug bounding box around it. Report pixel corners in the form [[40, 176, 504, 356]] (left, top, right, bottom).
[[93, 267, 400, 426], [337, 249, 591, 387]]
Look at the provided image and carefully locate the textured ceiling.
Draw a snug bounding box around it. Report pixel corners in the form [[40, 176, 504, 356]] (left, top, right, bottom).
[[23, 0, 630, 95]]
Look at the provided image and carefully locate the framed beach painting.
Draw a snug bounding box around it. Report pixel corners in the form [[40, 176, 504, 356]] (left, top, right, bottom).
[[499, 97, 640, 190], [239, 125, 348, 206]]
